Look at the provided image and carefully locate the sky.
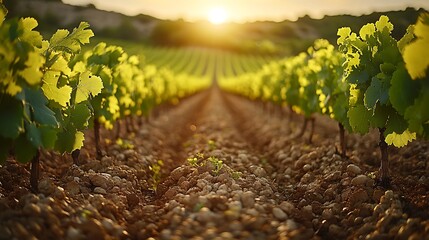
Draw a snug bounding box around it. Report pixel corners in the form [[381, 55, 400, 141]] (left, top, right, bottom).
[[63, 0, 429, 22]]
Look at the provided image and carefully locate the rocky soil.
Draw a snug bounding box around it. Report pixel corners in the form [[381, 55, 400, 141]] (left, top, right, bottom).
[[1, 86, 429, 240]]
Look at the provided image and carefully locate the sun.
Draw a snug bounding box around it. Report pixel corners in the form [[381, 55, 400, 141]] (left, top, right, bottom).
[[208, 7, 228, 25]]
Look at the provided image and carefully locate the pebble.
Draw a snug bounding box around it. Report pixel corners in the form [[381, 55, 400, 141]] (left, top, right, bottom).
[[241, 191, 255, 208], [23, 203, 41, 215], [272, 207, 287, 220], [351, 175, 370, 186], [65, 181, 81, 196], [349, 189, 369, 206], [279, 201, 296, 214], [251, 166, 267, 177], [171, 167, 187, 181], [94, 187, 107, 194], [329, 224, 343, 236], [89, 174, 113, 190], [347, 164, 362, 175]]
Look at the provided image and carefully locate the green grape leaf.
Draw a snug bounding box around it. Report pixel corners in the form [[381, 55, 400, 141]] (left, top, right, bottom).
[[19, 17, 43, 48], [347, 69, 369, 84], [18, 88, 58, 126], [397, 25, 415, 54], [380, 63, 396, 75], [385, 130, 416, 147], [347, 104, 370, 134], [375, 15, 393, 33], [50, 55, 72, 75], [15, 134, 37, 163], [403, 13, 429, 79], [19, 51, 44, 85], [75, 71, 103, 104], [70, 103, 91, 130], [73, 61, 86, 73], [337, 27, 351, 45], [0, 4, 6, 25], [364, 77, 389, 111], [405, 90, 429, 136], [370, 104, 389, 128], [385, 111, 408, 135], [389, 65, 418, 115], [49, 22, 94, 54], [55, 130, 84, 153], [42, 71, 72, 107], [40, 126, 57, 149], [0, 96, 23, 139], [359, 23, 375, 40], [25, 122, 43, 148]]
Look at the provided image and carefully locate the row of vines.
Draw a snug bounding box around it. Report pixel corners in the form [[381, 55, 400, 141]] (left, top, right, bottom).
[[219, 14, 429, 186], [0, 4, 210, 191]]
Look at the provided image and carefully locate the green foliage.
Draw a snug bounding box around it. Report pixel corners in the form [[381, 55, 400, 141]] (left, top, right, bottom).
[[337, 15, 417, 147], [0, 2, 210, 166], [149, 160, 164, 191], [208, 156, 223, 175]]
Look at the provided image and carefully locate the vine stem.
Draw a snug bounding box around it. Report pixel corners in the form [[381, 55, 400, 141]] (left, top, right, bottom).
[[94, 118, 102, 160], [378, 127, 390, 187], [308, 117, 315, 144], [339, 123, 347, 158], [30, 150, 40, 193], [71, 149, 80, 165], [294, 117, 308, 139], [115, 120, 121, 140]]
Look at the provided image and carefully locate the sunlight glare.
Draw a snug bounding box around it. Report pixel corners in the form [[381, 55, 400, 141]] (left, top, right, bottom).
[[208, 7, 228, 25]]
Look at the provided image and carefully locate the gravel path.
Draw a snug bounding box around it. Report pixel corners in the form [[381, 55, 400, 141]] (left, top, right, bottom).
[[0, 86, 428, 239]]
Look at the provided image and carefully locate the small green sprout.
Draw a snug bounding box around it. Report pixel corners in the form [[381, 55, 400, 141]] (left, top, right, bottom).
[[116, 138, 134, 149], [208, 156, 223, 175], [230, 170, 242, 179], [187, 157, 199, 167], [207, 139, 216, 150], [149, 160, 164, 191]]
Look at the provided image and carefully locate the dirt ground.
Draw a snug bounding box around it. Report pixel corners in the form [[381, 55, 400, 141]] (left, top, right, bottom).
[[1, 86, 428, 239]]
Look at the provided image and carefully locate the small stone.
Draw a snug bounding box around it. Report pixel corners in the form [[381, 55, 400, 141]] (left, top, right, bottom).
[[81, 219, 106, 239], [285, 219, 298, 231], [279, 201, 296, 214], [89, 174, 113, 190], [241, 191, 255, 208], [65, 181, 81, 196], [347, 164, 362, 175], [351, 175, 370, 186], [23, 203, 41, 215], [303, 164, 311, 172], [94, 187, 107, 194], [170, 167, 186, 181], [329, 224, 343, 236], [373, 189, 384, 202], [67, 227, 83, 240], [272, 207, 287, 220], [251, 166, 267, 177], [38, 178, 56, 195], [349, 189, 369, 206], [126, 193, 139, 208], [322, 208, 333, 220], [160, 229, 172, 239]]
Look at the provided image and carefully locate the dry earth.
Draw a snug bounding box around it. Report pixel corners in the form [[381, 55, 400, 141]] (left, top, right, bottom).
[[1, 86, 429, 239]]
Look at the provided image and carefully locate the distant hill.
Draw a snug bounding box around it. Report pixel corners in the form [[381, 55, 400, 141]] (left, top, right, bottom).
[[5, 0, 159, 41], [5, 0, 427, 55]]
